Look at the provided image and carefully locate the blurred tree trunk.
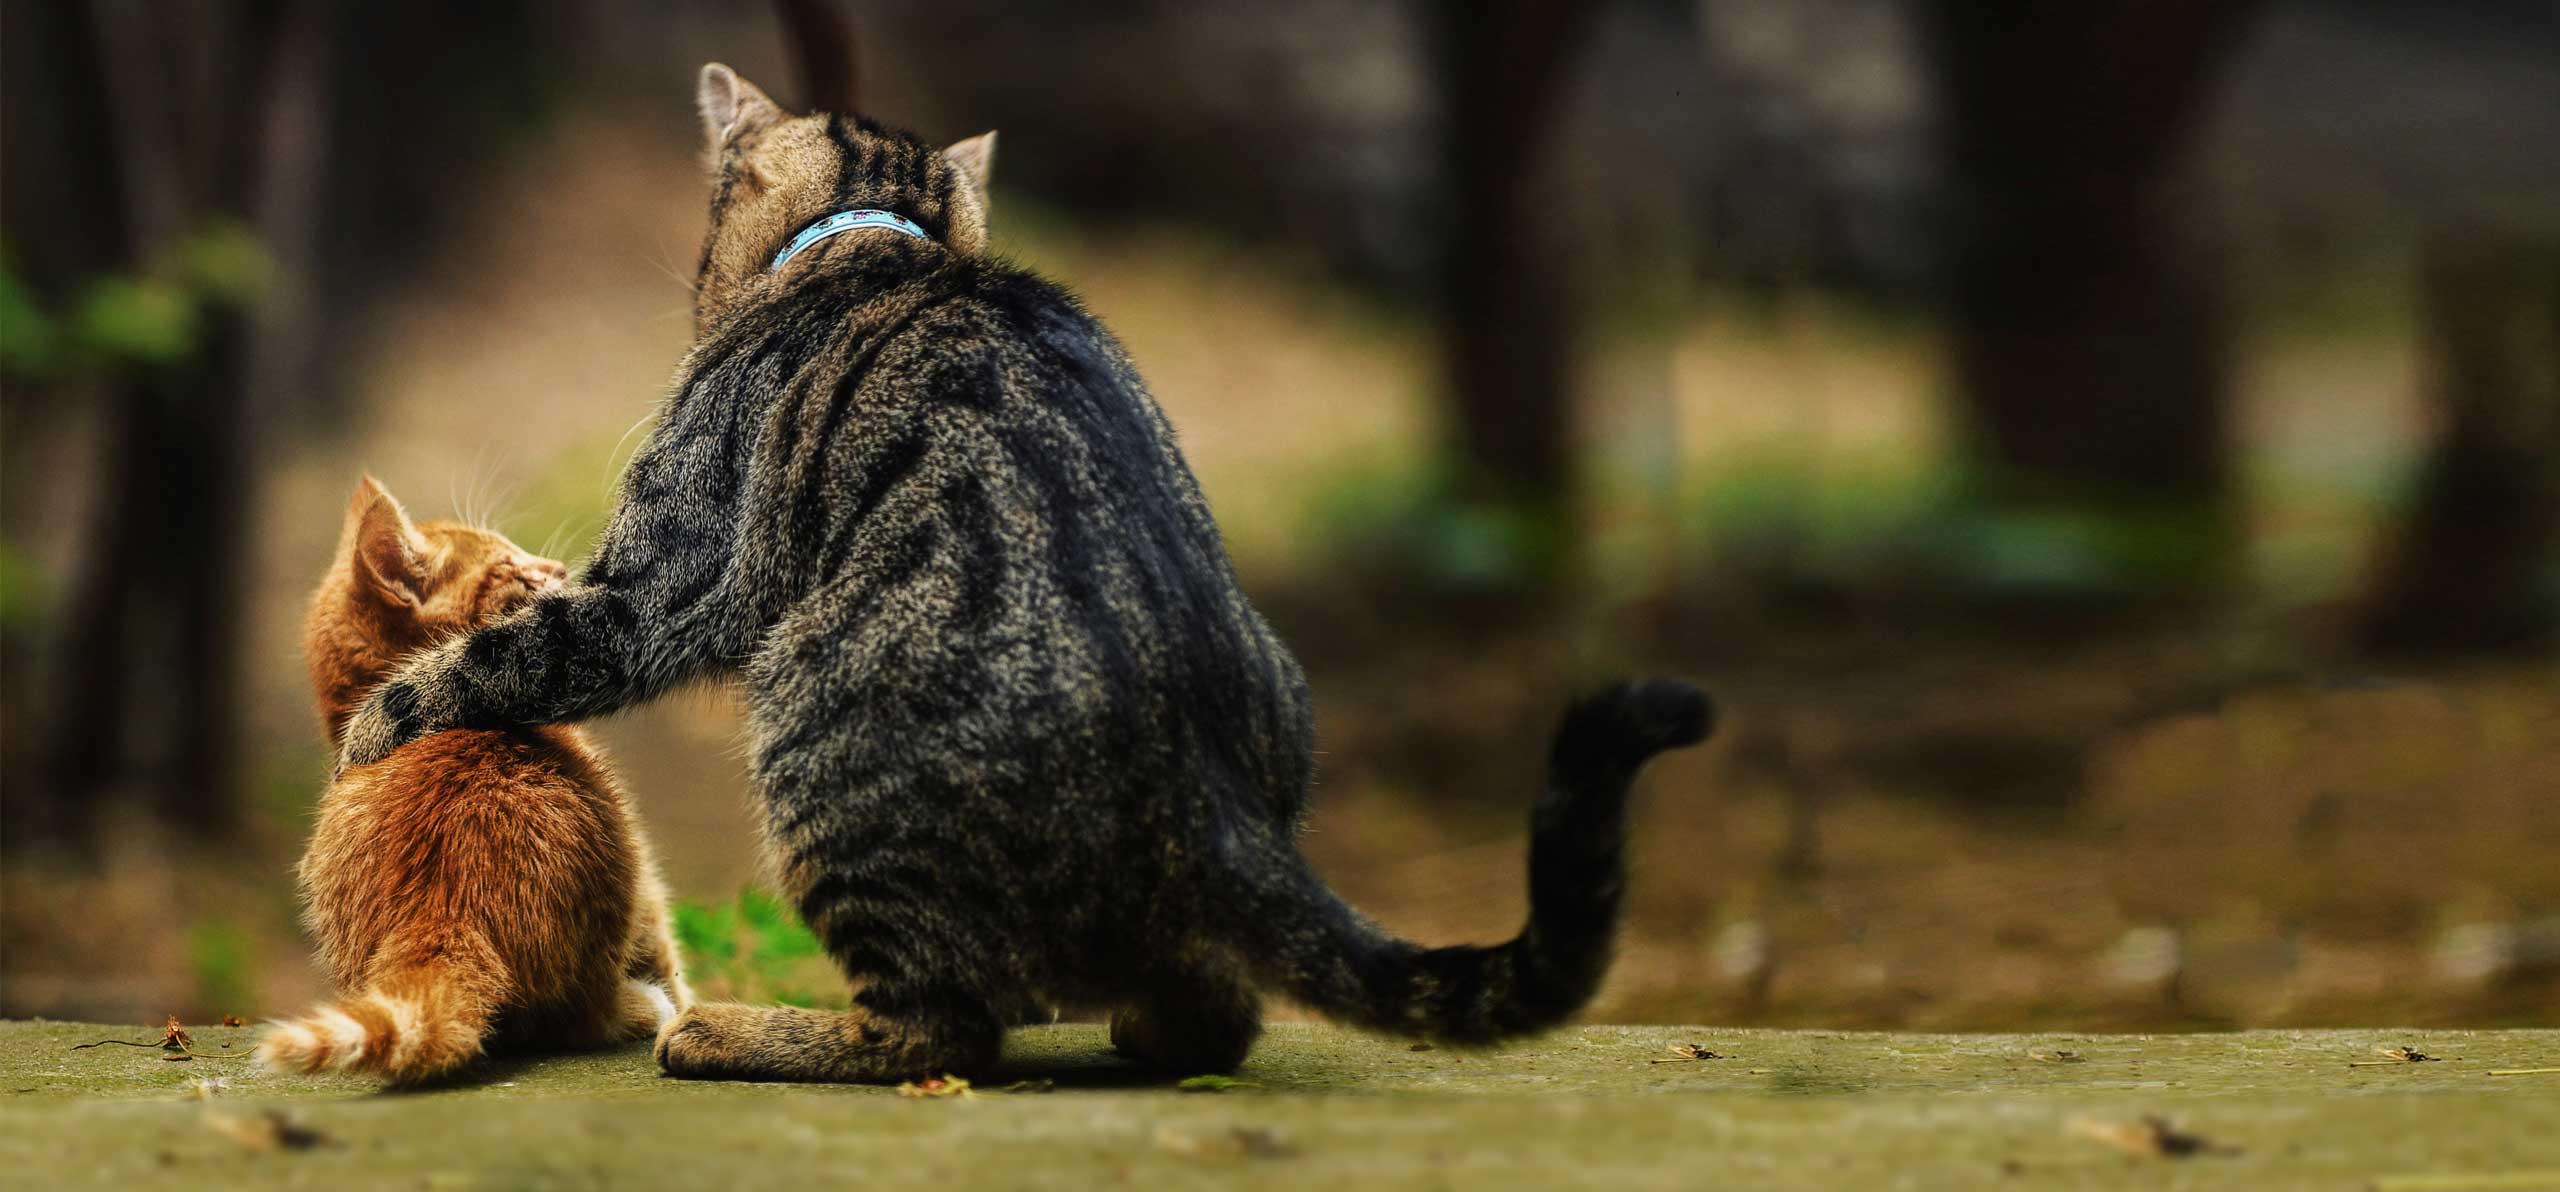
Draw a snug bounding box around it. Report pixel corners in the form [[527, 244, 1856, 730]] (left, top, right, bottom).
[[4, 1, 558, 854], [1921, 0, 2260, 593], [41, 0, 289, 843], [1433, 0, 1601, 589], [1, 0, 134, 850], [2358, 233, 2560, 655]]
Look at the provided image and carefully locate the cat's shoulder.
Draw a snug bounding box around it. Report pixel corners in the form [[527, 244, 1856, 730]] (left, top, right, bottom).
[[936, 256, 1100, 333]]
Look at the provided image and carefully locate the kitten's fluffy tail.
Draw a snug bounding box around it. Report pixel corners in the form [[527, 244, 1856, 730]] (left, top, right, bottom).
[[1229, 678, 1711, 1044], [256, 954, 499, 1084]]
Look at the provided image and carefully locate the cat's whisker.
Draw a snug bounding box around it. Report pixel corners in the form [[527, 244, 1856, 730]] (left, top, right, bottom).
[[642, 250, 699, 297], [607, 410, 659, 485], [485, 470, 525, 536]]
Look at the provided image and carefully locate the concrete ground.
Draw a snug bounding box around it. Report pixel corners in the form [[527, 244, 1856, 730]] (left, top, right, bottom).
[[0, 1021, 2552, 1190]]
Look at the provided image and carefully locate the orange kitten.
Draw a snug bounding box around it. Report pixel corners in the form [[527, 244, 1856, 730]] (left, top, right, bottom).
[[258, 476, 688, 1083]]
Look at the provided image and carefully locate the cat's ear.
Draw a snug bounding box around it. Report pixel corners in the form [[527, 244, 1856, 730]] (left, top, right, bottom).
[[942, 131, 997, 207], [697, 63, 784, 152], [343, 476, 428, 609]]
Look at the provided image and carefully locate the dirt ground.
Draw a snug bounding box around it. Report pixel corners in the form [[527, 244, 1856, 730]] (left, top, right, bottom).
[[2, 1020, 2553, 1190]]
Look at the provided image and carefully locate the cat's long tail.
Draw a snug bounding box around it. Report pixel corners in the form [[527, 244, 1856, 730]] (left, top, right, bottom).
[[1226, 678, 1711, 1044], [255, 938, 502, 1084]]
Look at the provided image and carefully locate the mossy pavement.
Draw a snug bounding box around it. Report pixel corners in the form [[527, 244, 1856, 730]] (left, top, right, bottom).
[[0, 1020, 2552, 1190]]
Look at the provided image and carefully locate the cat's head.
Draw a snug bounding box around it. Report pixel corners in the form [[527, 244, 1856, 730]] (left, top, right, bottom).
[[304, 476, 568, 739], [690, 63, 996, 333]]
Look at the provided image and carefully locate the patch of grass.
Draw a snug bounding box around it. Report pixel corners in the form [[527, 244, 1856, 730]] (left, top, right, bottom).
[[671, 889, 841, 1009]]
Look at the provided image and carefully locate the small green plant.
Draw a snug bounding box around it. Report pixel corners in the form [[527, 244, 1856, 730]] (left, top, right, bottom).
[[672, 889, 842, 1009], [1175, 1074, 1256, 1092]]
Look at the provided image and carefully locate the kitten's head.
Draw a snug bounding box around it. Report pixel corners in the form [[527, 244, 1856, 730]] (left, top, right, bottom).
[[690, 63, 996, 333], [304, 476, 567, 739]]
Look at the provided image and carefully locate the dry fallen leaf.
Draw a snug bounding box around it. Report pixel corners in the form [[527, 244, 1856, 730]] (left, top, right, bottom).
[[2071, 1115, 2235, 1159], [1650, 1043, 1727, 1063], [896, 1075, 973, 1099], [220, 1015, 245, 1028], [202, 1108, 327, 1152], [2351, 1046, 2447, 1067], [1154, 1125, 1294, 1160], [160, 1017, 194, 1052]]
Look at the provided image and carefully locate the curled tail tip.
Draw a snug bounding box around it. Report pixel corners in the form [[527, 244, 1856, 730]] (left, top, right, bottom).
[[253, 992, 482, 1082], [252, 1017, 341, 1074], [1560, 678, 1715, 763]]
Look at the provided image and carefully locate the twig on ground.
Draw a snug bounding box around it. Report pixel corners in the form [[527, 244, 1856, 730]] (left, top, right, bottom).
[[71, 1017, 243, 1062]]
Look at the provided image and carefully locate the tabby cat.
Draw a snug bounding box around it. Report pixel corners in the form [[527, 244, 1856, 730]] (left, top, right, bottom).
[[263, 477, 688, 1084], [333, 64, 1711, 1081]]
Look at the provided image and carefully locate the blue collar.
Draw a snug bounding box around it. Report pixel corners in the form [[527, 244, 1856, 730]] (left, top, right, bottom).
[[770, 209, 930, 271]]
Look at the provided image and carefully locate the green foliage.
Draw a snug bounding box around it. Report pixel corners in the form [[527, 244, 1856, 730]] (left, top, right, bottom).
[[0, 254, 60, 374], [672, 890, 842, 1009], [72, 277, 199, 365], [0, 224, 273, 379], [1175, 1074, 1254, 1092], [1686, 455, 1956, 585], [1307, 460, 1562, 591], [495, 431, 642, 565], [187, 920, 253, 1018], [175, 222, 272, 306], [0, 540, 45, 633], [1679, 453, 2240, 606]]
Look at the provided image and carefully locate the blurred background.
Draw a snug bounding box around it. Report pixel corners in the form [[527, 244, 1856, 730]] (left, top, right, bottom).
[[3, 0, 2554, 1030]]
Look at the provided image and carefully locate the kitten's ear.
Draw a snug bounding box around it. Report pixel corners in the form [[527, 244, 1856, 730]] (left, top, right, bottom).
[[697, 63, 784, 151], [343, 476, 427, 609], [942, 131, 997, 206]]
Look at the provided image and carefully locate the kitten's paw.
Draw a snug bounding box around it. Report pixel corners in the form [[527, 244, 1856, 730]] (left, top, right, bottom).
[[615, 978, 680, 1041]]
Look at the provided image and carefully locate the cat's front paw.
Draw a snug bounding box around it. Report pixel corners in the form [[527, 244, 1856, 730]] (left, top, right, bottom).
[[654, 1003, 763, 1079]]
